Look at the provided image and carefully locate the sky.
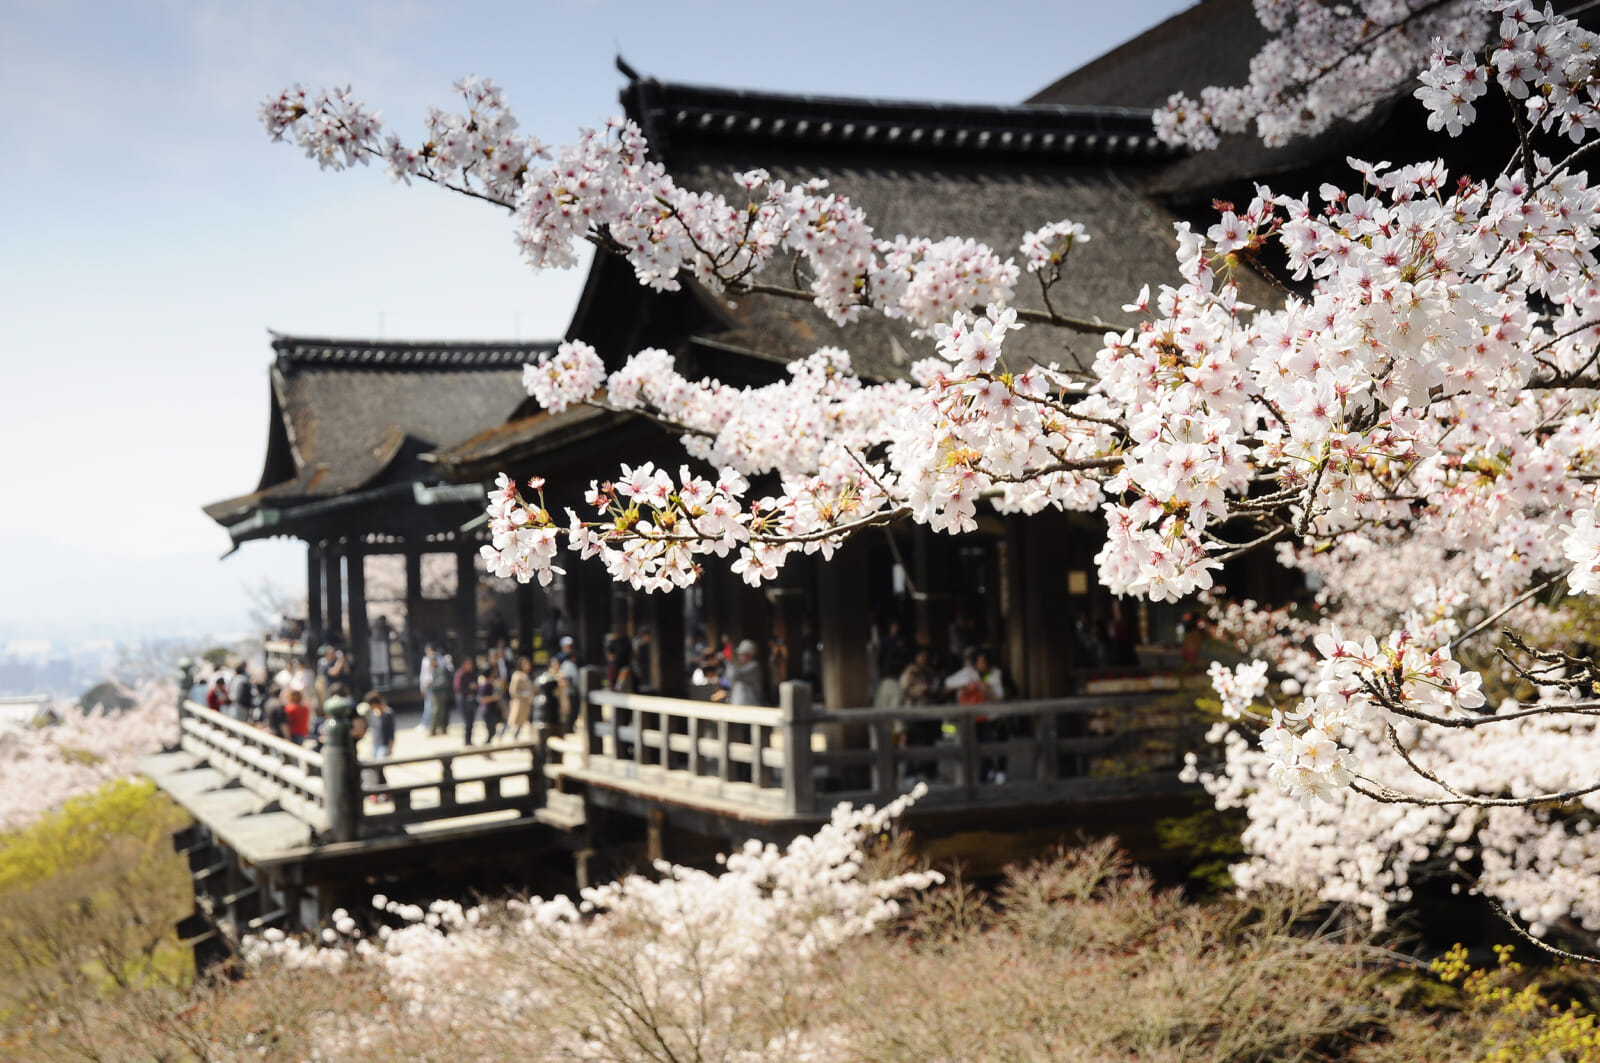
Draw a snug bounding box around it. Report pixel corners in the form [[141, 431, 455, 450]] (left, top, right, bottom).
[[0, 0, 1193, 645]]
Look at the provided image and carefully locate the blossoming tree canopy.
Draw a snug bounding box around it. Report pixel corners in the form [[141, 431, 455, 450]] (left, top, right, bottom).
[[265, 0, 1600, 944]]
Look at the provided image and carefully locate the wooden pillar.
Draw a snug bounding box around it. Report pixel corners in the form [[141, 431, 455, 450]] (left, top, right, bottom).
[[1003, 519, 1028, 694], [771, 586, 808, 682], [306, 542, 324, 649], [454, 545, 477, 665], [817, 539, 872, 709], [1020, 512, 1073, 698], [347, 542, 370, 693], [576, 559, 611, 670], [404, 548, 424, 653], [913, 531, 955, 658], [648, 591, 686, 697], [700, 562, 728, 650], [515, 582, 536, 660], [323, 545, 344, 649]]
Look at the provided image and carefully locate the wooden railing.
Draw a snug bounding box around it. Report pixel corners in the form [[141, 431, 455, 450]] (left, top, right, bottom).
[[177, 701, 548, 842], [358, 741, 547, 830], [572, 670, 1206, 818], [178, 700, 329, 831]]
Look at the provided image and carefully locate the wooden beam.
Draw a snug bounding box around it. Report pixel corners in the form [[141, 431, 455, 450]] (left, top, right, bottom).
[[306, 542, 324, 649], [454, 546, 477, 665], [324, 546, 344, 649], [647, 591, 686, 697], [817, 539, 871, 710], [347, 542, 369, 693]]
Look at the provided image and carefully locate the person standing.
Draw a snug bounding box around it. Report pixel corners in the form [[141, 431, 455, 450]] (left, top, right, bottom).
[[454, 655, 478, 745], [417, 645, 439, 735], [728, 640, 764, 706], [206, 675, 232, 716], [283, 688, 311, 745], [507, 656, 535, 741], [227, 665, 254, 722], [369, 617, 393, 689], [430, 652, 455, 736], [475, 659, 504, 748], [899, 645, 940, 781], [362, 690, 396, 799]]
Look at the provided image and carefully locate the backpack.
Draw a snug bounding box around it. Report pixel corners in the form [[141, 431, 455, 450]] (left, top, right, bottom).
[[957, 681, 988, 705]]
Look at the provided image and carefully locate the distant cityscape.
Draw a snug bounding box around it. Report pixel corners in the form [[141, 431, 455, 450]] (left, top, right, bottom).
[[0, 639, 124, 700], [0, 633, 257, 702]]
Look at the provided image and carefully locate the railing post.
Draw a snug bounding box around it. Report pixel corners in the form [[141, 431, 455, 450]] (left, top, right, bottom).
[[779, 681, 814, 815], [175, 658, 196, 751], [531, 730, 548, 811], [578, 666, 605, 769], [871, 720, 897, 805], [320, 695, 361, 843], [957, 715, 979, 800], [1036, 707, 1059, 783]]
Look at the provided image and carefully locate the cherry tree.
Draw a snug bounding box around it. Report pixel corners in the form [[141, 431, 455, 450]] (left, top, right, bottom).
[[0, 682, 177, 832], [264, 0, 1600, 948]]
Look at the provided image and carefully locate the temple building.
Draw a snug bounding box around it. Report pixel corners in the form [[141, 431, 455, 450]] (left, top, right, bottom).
[[425, 70, 1268, 708], [216, 1, 1399, 707], [204, 335, 555, 693]]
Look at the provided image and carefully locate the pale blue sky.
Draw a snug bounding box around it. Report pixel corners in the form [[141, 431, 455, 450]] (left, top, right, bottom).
[[0, 0, 1192, 643]]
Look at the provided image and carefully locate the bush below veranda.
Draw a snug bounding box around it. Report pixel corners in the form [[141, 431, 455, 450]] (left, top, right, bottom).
[[10, 828, 1600, 1062]]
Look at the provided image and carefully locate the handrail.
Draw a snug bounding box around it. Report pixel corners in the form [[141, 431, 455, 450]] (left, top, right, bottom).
[[587, 688, 782, 726], [366, 737, 546, 770], [807, 693, 1153, 724], [576, 676, 1202, 818], [182, 700, 323, 772]]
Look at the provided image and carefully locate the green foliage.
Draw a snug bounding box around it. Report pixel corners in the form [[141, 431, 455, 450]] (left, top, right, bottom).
[[1156, 804, 1247, 894], [0, 777, 193, 1041]]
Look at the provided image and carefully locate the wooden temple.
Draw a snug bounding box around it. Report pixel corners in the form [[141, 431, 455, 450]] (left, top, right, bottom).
[[425, 69, 1285, 706], [204, 335, 556, 694]]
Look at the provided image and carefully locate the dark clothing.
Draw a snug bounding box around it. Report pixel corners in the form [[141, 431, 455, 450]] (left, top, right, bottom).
[[370, 710, 396, 751], [263, 697, 289, 741], [472, 675, 504, 745]]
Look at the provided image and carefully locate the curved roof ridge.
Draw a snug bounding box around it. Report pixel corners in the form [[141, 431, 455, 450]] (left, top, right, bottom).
[[267, 334, 558, 371], [624, 76, 1180, 162]]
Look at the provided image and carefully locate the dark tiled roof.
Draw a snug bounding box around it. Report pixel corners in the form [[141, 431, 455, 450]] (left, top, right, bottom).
[[666, 158, 1205, 381], [1027, 0, 1265, 111], [206, 335, 554, 528], [603, 76, 1246, 383], [627, 80, 1179, 162], [271, 334, 550, 370]]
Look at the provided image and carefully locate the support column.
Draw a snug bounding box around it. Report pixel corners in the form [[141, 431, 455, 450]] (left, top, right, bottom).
[[516, 582, 536, 660], [647, 591, 686, 697], [306, 542, 324, 651], [454, 544, 477, 665], [323, 545, 344, 649], [771, 586, 808, 682], [576, 559, 611, 670], [1020, 512, 1073, 698], [347, 541, 370, 693], [404, 548, 424, 656], [817, 538, 872, 709], [913, 531, 955, 657]]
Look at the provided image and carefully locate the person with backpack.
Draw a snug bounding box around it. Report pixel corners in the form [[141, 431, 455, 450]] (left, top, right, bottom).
[[228, 665, 256, 722]]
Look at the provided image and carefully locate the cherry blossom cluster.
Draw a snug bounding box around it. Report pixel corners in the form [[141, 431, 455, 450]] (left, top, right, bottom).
[[1190, 666, 1600, 939], [1422, 1, 1600, 143], [243, 790, 940, 1057], [489, 307, 1129, 588], [0, 681, 176, 832], [1157, 0, 1489, 148], [273, 1, 1600, 943], [261, 89, 1062, 332]]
